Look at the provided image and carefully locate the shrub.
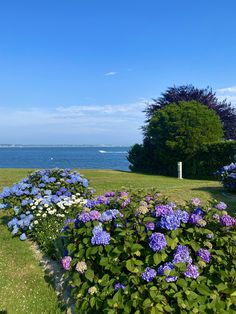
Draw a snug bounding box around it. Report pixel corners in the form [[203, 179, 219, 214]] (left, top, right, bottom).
[[184, 141, 236, 179], [0, 168, 92, 258], [128, 101, 224, 176], [61, 190, 236, 313], [217, 162, 236, 193]]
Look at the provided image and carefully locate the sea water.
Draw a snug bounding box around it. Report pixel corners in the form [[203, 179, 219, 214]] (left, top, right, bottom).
[[0, 146, 130, 170]]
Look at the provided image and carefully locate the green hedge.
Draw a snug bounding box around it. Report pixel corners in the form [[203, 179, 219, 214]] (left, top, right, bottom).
[[185, 141, 236, 179]]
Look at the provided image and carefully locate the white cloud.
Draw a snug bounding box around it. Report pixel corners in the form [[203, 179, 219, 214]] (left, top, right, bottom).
[[217, 86, 236, 94], [104, 71, 117, 76], [0, 101, 147, 144], [216, 86, 236, 106]]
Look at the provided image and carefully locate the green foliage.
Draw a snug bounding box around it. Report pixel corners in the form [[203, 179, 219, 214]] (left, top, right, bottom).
[[185, 141, 236, 178], [128, 101, 224, 176], [61, 190, 236, 313]]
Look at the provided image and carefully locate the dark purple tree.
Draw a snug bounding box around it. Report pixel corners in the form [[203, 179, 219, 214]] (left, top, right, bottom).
[[145, 85, 236, 140]]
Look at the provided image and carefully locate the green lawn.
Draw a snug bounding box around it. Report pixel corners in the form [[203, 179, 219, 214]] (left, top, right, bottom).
[[0, 168, 236, 313]]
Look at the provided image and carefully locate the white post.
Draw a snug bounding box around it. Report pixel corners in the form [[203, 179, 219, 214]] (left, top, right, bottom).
[[178, 161, 183, 179]]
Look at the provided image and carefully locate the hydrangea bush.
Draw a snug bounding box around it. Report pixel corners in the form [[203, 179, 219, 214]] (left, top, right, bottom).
[[61, 191, 236, 313], [218, 162, 236, 192], [0, 168, 92, 257]]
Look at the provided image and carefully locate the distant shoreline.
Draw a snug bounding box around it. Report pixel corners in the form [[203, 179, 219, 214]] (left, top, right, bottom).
[[0, 145, 131, 148]]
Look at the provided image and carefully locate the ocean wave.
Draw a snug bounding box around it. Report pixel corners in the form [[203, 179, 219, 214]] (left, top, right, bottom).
[[99, 150, 127, 154]]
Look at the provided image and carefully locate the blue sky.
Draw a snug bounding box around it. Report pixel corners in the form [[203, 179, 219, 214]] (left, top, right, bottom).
[[0, 0, 236, 145]]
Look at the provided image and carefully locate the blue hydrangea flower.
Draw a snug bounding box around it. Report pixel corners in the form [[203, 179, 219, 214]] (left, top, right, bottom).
[[8, 217, 18, 228], [99, 209, 123, 222], [173, 245, 192, 264], [14, 206, 20, 214], [158, 262, 174, 275], [193, 207, 206, 216], [12, 226, 19, 235], [160, 214, 181, 230], [149, 233, 166, 252], [174, 210, 189, 223], [165, 276, 177, 282], [141, 267, 157, 282], [0, 187, 11, 198], [20, 233, 27, 241], [91, 225, 110, 246], [0, 203, 7, 209]]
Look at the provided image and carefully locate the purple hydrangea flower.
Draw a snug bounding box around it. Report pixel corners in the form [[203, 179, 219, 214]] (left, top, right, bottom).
[[114, 283, 125, 291], [104, 191, 115, 197], [197, 248, 211, 263], [215, 202, 227, 211], [149, 233, 166, 252], [145, 195, 154, 203], [188, 214, 202, 225], [191, 198, 201, 207], [154, 204, 173, 217], [78, 212, 91, 223], [61, 256, 72, 270], [89, 210, 101, 221], [97, 196, 110, 205], [145, 222, 155, 231], [158, 262, 174, 275], [120, 191, 129, 198], [173, 245, 192, 264], [121, 198, 131, 208], [160, 214, 181, 230], [141, 267, 157, 282], [91, 225, 110, 246], [220, 214, 236, 226], [184, 264, 199, 279]]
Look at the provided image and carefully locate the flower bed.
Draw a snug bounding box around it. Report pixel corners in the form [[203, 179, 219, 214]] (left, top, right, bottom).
[[0, 168, 91, 257], [1, 170, 236, 313], [218, 162, 236, 192], [61, 192, 236, 313]]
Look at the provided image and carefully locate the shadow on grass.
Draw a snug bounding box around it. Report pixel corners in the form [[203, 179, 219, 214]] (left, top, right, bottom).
[[114, 170, 218, 182], [191, 186, 236, 214]]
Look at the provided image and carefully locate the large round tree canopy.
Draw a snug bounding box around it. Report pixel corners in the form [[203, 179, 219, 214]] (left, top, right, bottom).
[[146, 101, 224, 163]]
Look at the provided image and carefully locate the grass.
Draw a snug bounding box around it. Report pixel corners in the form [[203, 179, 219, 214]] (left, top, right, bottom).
[[0, 168, 236, 313]]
